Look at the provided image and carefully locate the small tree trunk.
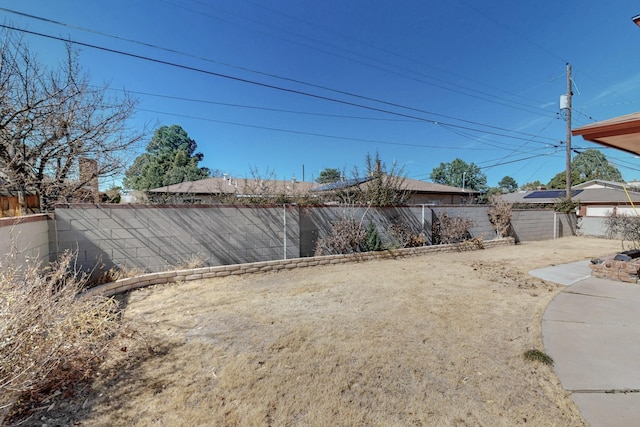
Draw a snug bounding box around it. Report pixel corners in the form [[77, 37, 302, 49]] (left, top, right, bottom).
[[17, 190, 26, 216]]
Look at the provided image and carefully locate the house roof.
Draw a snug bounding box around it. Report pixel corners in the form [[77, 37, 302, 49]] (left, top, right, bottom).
[[572, 179, 631, 190], [402, 177, 477, 194], [502, 187, 640, 204], [313, 174, 475, 195], [149, 175, 475, 198], [147, 176, 317, 196], [572, 112, 640, 156]]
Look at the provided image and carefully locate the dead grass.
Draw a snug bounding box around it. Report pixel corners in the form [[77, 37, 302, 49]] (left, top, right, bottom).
[[25, 236, 622, 426]]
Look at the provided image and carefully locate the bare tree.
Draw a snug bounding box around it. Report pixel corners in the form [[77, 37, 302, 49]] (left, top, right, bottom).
[[0, 29, 145, 212], [335, 152, 412, 206]]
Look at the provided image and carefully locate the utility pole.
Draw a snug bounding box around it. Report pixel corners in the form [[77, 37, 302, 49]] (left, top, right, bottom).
[[565, 63, 572, 199]]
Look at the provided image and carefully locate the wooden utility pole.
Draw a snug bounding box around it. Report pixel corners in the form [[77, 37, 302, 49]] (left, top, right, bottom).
[[565, 63, 572, 199]]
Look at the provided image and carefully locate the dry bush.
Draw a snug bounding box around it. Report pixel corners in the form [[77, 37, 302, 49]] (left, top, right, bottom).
[[176, 252, 208, 270], [433, 212, 474, 244], [455, 236, 485, 252], [387, 219, 426, 248], [487, 194, 513, 238], [0, 250, 121, 423], [88, 263, 147, 287], [605, 211, 640, 250], [314, 217, 367, 256]]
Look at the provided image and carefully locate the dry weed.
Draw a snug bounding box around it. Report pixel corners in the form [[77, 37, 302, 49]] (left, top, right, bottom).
[[0, 250, 121, 423], [62, 236, 621, 426], [176, 252, 208, 270]]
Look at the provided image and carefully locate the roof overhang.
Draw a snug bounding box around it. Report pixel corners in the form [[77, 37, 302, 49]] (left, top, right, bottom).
[[572, 112, 640, 156]]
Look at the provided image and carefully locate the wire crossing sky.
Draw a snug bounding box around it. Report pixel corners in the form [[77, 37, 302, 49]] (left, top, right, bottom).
[[2, 0, 640, 187]]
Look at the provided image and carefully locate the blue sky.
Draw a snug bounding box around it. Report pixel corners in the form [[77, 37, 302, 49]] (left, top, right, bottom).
[[2, 0, 640, 189]]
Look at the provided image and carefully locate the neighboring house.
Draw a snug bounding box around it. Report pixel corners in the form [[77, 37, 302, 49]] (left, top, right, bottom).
[[401, 178, 476, 205], [146, 175, 475, 205], [146, 176, 318, 204], [0, 172, 41, 217], [313, 174, 476, 205], [501, 180, 640, 217], [0, 188, 40, 217]]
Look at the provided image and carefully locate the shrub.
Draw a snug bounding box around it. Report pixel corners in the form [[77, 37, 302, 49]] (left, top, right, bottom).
[[363, 221, 383, 252], [0, 251, 121, 423], [554, 197, 579, 213], [314, 217, 367, 256], [605, 211, 640, 250], [487, 195, 513, 238], [387, 218, 425, 248], [433, 212, 474, 245]]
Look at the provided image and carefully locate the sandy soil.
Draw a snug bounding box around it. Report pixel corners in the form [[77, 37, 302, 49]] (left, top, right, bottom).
[[16, 236, 623, 426]]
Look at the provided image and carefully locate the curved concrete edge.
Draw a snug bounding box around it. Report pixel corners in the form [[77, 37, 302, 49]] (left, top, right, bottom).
[[540, 263, 640, 427]]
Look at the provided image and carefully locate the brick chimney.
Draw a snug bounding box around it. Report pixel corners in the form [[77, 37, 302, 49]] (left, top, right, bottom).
[[79, 158, 99, 203]]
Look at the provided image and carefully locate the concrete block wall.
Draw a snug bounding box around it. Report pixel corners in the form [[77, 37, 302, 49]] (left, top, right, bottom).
[[0, 214, 51, 266], [299, 205, 495, 256], [39, 204, 579, 274], [430, 205, 496, 242], [510, 210, 576, 242], [54, 204, 299, 272], [299, 206, 426, 256]]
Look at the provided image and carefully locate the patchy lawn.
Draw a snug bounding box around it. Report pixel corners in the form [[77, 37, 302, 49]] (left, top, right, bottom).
[[25, 237, 622, 426]]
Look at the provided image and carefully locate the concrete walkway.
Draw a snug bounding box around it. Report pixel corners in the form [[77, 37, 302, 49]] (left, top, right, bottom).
[[532, 262, 640, 426]]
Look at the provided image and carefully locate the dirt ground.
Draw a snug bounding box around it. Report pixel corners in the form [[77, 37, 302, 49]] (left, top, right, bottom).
[[16, 236, 624, 426]]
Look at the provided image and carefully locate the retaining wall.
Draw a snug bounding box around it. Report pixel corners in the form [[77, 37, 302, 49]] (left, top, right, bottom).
[[84, 237, 515, 297]]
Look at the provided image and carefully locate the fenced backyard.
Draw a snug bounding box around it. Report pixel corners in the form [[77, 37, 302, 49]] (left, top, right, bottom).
[[1, 204, 578, 275]]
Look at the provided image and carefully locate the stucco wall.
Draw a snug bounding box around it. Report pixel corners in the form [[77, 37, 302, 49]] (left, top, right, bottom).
[[0, 214, 50, 266]]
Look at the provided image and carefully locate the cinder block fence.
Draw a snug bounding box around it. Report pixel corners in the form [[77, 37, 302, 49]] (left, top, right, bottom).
[[1, 204, 577, 277]]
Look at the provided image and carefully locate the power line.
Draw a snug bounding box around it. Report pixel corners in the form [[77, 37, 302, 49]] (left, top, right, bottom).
[[0, 24, 561, 145], [106, 87, 415, 122], [0, 6, 559, 124], [138, 107, 508, 151], [159, 0, 558, 117]]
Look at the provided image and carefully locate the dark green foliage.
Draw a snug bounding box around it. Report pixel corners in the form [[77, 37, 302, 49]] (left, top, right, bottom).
[[363, 222, 382, 252], [520, 180, 544, 191], [547, 149, 622, 189], [316, 168, 342, 184], [124, 125, 211, 191], [498, 176, 518, 193], [547, 170, 580, 190], [553, 197, 579, 213], [430, 158, 487, 192], [523, 349, 554, 366]]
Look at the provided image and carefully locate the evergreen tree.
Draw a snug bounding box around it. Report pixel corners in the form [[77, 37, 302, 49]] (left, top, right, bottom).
[[124, 125, 210, 190]]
